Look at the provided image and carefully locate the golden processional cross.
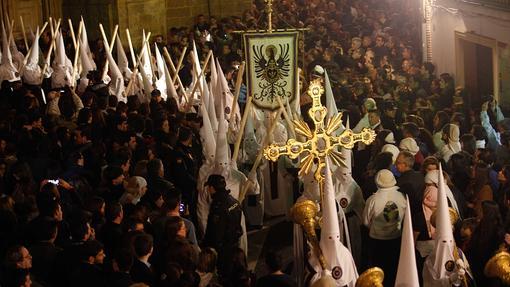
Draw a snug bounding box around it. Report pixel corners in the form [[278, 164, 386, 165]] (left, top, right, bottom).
[[263, 78, 376, 181]]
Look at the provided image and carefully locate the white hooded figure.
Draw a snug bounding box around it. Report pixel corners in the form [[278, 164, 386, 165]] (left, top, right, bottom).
[[333, 147, 365, 267], [77, 31, 96, 94], [0, 21, 20, 83], [51, 31, 74, 89], [395, 196, 420, 287], [5, 20, 24, 73], [197, 102, 217, 234], [140, 30, 153, 101], [153, 44, 168, 101], [257, 111, 293, 217], [423, 164, 473, 287], [216, 58, 241, 138], [116, 35, 132, 82], [241, 110, 264, 226], [207, 56, 219, 132], [309, 159, 359, 287], [103, 33, 126, 102], [22, 27, 42, 85], [197, 98, 259, 255]]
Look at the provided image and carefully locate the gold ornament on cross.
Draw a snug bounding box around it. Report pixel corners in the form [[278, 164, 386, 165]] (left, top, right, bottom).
[[263, 78, 376, 181]]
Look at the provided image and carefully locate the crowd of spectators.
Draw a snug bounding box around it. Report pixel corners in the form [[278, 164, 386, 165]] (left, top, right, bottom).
[[0, 0, 509, 286]]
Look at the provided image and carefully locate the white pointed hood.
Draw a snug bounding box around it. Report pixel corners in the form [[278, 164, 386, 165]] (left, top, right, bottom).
[[424, 164, 457, 282], [216, 59, 241, 128], [315, 159, 358, 286], [243, 109, 259, 163], [116, 35, 132, 81], [163, 53, 179, 104], [154, 44, 168, 101], [80, 18, 96, 70], [79, 34, 94, 78], [395, 196, 419, 287], [191, 40, 202, 95], [103, 34, 126, 102], [0, 21, 20, 83], [209, 53, 218, 101], [207, 68, 218, 132], [140, 30, 153, 99], [300, 166, 321, 203], [51, 31, 73, 88], [6, 20, 23, 71], [325, 69, 338, 119], [22, 27, 42, 85], [200, 102, 217, 164], [213, 96, 231, 177], [140, 30, 152, 80]]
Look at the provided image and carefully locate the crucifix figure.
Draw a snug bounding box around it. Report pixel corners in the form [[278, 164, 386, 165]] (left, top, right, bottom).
[[263, 78, 376, 182]]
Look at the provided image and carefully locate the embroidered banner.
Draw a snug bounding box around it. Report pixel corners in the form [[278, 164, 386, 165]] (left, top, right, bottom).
[[244, 32, 298, 110]]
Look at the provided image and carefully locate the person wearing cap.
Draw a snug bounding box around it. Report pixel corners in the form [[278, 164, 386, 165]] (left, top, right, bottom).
[[380, 100, 400, 137], [436, 123, 461, 163], [362, 169, 406, 286], [202, 174, 243, 279]]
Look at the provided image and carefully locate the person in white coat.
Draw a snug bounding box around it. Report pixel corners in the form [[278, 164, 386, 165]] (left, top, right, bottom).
[[363, 169, 406, 286]]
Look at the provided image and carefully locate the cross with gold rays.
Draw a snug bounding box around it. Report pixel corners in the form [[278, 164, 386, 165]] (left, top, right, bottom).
[[263, 78, 376, 182]]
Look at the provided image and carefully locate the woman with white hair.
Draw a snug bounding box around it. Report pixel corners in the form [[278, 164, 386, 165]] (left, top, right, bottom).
[[119, 176, 148, 205]]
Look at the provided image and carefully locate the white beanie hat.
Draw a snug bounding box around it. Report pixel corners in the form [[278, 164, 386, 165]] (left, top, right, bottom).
[[384, 131, 396, 144], [399, 138, 419, 155], [381, 144, 400, 163], [375, 169, 396, 189], [424, 169, 440, 185]]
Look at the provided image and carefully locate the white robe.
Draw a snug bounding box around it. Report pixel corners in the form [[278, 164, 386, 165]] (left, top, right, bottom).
[[257, 120, 294, 216]]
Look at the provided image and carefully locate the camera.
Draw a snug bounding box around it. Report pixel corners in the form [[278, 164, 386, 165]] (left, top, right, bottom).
[[179, 203, 185, 213]]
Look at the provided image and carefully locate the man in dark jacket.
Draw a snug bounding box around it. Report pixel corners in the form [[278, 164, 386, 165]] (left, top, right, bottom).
[[203, 174, 243, 278], [68, 240, 106, 287], [396, 150, 425, 210]]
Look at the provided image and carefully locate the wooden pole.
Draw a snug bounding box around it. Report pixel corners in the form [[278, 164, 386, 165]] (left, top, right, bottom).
[[229, 61, 245, 124], [99, 23, 118, 81], [162, 46, 186, 95], [276, 96, 296, 139], [232, 95, 253, 163], [185, 50, 212, 112], [124, 32, 151, 97], [70, 21, 83, 91], [172, 46, 187, 86], [239, 108, 284, 202], [125, 29, 137, 68], [67, 18, 77, 50], [19, 16, 29, 51], [40, 20, 61, 83]]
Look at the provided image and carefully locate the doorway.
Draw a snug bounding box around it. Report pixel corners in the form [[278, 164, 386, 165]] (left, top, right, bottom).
[[455, 32, 499, 110]]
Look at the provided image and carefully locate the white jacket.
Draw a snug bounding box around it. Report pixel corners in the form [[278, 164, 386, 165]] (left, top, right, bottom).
[[363, 186, 406, 240]]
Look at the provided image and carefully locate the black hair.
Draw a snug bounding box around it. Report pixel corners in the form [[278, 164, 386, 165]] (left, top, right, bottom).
[[265, 249, 283, 272], [133, 233, 154, 258], [113, 248, 134, 272], [105, 201, 123, 222], [80, 240, 104, 261]]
